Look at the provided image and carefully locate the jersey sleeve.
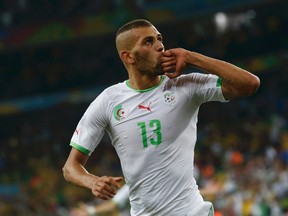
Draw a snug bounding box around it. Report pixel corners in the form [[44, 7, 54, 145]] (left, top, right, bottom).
[[181, 73, 228, 104], [70, 91, 109, 155]]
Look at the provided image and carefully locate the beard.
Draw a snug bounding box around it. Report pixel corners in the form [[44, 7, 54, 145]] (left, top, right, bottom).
[[134, 52, 164, 75]]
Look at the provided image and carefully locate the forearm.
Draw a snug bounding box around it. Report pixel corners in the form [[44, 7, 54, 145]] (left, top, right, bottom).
[[188, 52, 245, 78], [63, 148, 124, 200], [186, 51, 260, 98], [62, 159, 96, 190]]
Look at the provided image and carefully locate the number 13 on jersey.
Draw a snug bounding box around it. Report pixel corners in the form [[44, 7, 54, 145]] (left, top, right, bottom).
[[137, 119, 162, 148]]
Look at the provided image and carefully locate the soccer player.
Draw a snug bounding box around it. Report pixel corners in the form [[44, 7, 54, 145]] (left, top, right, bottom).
[[62, 19, 260, 216]]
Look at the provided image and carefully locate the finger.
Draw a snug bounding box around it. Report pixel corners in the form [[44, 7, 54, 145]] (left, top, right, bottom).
[[162, 59, 176, 68], [92, 176, 124, 199], [162, 50, 173, 57], [165, 70, 181, 79], [165, 72, 175, 79], [102, 176, 121, 188], [109, 177, 123, 189], [101, 177, 122, 193], [92, 186, 115, 200], [94, 192, 112, 200], [161, 56, 175, 63], [92, 181, 116, 198], [163, 66, 176, 73], [100, 183, 117, 196], [113, 176, 124, 182]]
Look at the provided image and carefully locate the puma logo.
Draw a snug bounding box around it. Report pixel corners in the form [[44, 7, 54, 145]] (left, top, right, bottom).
[[75, 129, 80, 135], [138, 102, 152, 112]]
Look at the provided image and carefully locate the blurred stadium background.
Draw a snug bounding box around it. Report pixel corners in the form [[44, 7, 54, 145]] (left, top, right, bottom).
[[0, 0, 287, 215]]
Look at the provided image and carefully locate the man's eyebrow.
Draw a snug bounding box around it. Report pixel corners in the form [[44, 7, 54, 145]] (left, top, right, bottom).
[[156, 33, 163, 39], [142, 34, 162, 41], [144, 36, 153, 40]]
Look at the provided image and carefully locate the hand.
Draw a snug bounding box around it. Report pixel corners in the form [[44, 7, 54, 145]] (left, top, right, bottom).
[[91, 176, 123, 200], [161, 48, 188, 79]]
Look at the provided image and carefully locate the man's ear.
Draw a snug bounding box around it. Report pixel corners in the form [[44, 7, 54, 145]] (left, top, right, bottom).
[[121, 51, 135, 65]]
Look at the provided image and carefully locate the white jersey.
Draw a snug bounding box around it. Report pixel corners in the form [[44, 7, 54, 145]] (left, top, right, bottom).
[[71, 73, 227, 216]]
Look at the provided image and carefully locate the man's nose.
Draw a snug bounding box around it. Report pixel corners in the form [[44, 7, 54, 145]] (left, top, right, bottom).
[[154, 41, 164, 52]]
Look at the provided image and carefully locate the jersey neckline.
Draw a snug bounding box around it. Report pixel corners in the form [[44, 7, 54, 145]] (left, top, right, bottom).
[[125, 75, 165, 93]]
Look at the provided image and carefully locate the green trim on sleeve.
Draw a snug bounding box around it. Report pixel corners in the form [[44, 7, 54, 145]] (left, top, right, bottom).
[[70, 141, 91, 155], [216, 77, 223, 87]]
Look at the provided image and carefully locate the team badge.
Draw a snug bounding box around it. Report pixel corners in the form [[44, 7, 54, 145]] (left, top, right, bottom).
[[163, 91, 176, 106], [113, 104, 127, 121]]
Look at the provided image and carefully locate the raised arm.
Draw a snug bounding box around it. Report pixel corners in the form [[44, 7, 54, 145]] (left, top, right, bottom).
[[62, 148, 123, 200], [161, 48, 260, 99]]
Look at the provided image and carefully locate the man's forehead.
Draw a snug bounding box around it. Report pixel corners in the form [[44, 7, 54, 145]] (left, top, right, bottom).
[[131, 26, 161, 38], [116, 25, 161, 52]]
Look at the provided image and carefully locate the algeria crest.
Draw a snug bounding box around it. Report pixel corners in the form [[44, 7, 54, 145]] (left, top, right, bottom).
[[113, 104, 127, 121]]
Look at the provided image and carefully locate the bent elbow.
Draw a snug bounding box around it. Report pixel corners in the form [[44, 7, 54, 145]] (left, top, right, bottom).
[[246, 75, 260, 96], [62, 164, 71, 182]]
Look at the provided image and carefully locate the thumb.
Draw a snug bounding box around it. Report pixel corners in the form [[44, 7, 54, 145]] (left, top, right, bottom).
[[114, 176, 124, 181], [112, 176, 124, 188]]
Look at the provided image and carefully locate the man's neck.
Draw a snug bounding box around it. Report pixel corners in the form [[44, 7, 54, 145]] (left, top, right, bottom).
[[128, 74, 162, 90]]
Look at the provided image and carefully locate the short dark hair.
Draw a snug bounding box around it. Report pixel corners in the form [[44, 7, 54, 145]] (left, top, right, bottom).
[[116, 19, 153, 37]]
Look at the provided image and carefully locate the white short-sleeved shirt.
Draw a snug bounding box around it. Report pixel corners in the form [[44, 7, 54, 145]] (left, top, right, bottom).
[[71, 73, 227, 216]]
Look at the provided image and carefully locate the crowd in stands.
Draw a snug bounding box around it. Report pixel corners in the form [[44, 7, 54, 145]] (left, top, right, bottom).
[[0, 0, 286, 101], [0, 0, 288, 215], [0, 0, 148, 29]]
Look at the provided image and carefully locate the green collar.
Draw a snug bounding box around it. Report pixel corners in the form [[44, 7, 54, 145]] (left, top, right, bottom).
[[126, 76, 164, 93]]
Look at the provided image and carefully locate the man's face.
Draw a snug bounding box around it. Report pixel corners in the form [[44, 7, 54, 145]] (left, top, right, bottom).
[[130, 26, 165, 75]]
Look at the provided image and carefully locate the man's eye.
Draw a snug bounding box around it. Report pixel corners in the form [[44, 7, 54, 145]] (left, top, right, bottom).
[[145, 39, 153, 45]]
